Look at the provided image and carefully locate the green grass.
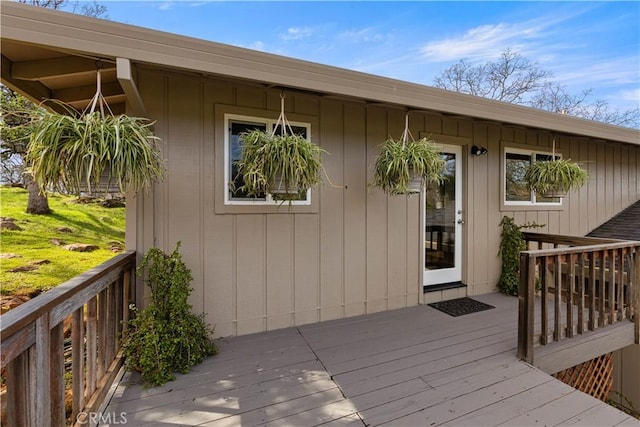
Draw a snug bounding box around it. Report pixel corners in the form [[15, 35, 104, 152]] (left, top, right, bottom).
[[0, 187, 125, 296]]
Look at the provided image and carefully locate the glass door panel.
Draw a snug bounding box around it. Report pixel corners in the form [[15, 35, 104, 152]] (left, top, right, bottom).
[[424, 144, 462, 286]]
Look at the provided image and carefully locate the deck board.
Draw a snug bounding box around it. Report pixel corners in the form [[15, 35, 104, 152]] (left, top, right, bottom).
[[103, 293, 639, 426]]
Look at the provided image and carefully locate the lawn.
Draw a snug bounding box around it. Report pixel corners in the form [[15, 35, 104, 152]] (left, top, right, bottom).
[[0, 187, 125, 299]]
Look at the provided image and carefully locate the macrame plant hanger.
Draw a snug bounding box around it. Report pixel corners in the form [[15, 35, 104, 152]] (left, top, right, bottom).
[[401, 111, 414, 146], [85, 61, 114, 118], [272, 92, 294, 137]]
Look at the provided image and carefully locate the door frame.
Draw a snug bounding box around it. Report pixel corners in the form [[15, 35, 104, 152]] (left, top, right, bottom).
[[422, 143, 464, 288]]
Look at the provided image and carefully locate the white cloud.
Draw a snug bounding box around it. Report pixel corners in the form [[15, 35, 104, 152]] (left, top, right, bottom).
[[158, 2, 173, 11], [280, 27, 315, 41], [338, 27, 385, 43], [421, 22, 541, 62]]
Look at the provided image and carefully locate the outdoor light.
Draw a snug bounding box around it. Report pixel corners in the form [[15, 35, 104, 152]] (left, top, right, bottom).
[[471, 145, 488, 156]]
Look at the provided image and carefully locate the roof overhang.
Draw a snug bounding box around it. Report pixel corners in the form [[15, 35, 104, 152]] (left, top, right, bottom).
[[1, 2, 639, 146]]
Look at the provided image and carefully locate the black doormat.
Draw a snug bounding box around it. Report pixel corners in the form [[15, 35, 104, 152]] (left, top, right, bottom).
[[428, 297, 495, 317]]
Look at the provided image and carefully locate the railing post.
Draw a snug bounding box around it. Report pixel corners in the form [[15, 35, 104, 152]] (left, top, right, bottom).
[[72, 306, 85, 420], [34, 314, 51, 426], [518, 252, 536, 363], [50, 322, 65, 426], [634, 248, 640, 344]]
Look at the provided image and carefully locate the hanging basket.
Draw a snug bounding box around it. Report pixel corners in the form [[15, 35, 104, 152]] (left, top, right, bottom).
[[524, 138, 589, 199], [540, 188, 568, 198], [524, 158, 588, 198], [372, 113, 445, 195], [269, 172, 303, 195], [235, 94, 324, 200], [407, 170, 423, 194], [26, 67, 165, 196]]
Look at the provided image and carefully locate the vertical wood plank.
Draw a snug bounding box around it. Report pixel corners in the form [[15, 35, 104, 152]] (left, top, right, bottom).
[[567, 254, 575, 338], [589, 252, 596, 331], [578, 253, 585, 334], [72, 307, 85, 419], [86, 296, 97, 396], [554, 254, 562, 342], [618, 248, 625, 321], [609, 249, 616, 324], [104, 283, 114, 366], [343, 103, 367, 316], [599, 250, 607, 327], [319, 98, 345, 321], [541, 256, 548, 345], [50, 322, 65, 426], [236, 215, 266, 335], [517, 253, 536, 362], [365, 106, 388, 313], [35, 314, 50, 427], [634, 249, 640, 343], [7, 351, 30, 427], [265, 215, 293, 330], [294, 215, 320, 326], [114, 275, 123, 353], [97, 288, 107, 379], [122, 270, 131, 333]]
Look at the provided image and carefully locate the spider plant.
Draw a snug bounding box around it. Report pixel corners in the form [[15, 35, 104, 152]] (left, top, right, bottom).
[[235, 129, 323, 197], [372, 137, 445, 195], [26, 101, 165, 196], [524, 158, 589, 198]]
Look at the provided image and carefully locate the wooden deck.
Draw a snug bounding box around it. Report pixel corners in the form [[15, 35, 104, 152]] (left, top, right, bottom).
[[103, 293, 639, 426]]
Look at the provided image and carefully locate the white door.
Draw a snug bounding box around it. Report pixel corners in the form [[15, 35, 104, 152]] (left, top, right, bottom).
[[423, 144, 463, 287]]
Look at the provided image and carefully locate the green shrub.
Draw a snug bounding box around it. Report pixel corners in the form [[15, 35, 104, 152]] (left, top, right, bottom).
[[122, 243, 217, 387], [497, 216, 544, 296]]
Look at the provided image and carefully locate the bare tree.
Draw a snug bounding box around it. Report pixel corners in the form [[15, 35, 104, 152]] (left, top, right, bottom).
[[433, 49, 640, 129]]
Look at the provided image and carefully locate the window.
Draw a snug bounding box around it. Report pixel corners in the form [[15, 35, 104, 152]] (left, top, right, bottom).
[[504, 148, 561, 206], [224, 114, 312, 205]]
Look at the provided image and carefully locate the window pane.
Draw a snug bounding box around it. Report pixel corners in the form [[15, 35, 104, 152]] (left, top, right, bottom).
[[505, 152, 531, 202], [229, 121, 267, 200]]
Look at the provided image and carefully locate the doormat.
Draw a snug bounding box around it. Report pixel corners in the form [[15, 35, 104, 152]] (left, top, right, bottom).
[[428, 297, 495, 317]]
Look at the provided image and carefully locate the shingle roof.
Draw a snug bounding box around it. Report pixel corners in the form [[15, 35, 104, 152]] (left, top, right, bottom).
[[587, 200, 640, 241]]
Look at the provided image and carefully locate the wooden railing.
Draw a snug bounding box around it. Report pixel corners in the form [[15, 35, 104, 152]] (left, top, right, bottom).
[[0, 251, 136, 427], [518, 233, 640, 372]]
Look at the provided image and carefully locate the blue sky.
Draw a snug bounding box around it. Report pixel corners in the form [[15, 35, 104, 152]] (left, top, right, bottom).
[[97, 1, 639, 111]]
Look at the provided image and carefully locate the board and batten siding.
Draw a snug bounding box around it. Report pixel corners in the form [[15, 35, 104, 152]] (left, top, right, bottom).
[[128, 68, 640, 337]]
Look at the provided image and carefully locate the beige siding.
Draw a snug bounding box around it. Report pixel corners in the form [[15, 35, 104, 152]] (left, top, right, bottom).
[[130, 68, 640, 337]]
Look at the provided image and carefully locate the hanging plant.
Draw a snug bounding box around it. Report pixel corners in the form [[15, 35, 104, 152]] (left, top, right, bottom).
[[234, 94, 324, 198], [524, 158, 589, 198], [25, 67, 165, 196], [372, 114, 445, 195]]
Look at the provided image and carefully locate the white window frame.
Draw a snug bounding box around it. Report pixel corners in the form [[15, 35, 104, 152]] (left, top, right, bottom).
[[503, 147, 563, 207], [224, 113, 312, 206]]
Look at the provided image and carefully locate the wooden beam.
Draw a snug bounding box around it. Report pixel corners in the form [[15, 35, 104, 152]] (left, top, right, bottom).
[[11, 56, 114, 81], [52, 81, 123, 105], [534, 321, 635, 374], [116, 57, 146, 116], [1, 54, 51, 102]]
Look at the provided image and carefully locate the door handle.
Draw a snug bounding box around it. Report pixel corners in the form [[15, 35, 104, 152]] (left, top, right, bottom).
[[457, 219, 465, 224]]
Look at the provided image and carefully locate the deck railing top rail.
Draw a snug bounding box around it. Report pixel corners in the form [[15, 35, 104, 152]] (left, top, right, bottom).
[[523, 232, 624, 248], [522, 237, 640, 257]]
